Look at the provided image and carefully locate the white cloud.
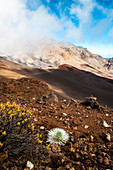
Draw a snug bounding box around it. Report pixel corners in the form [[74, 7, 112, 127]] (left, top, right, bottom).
[[0, 0, 83, 56], [0, 0, 63, 55], [64, 21, 83, 42], [0, 0, 113, 59], [70, 0, 95, 24]]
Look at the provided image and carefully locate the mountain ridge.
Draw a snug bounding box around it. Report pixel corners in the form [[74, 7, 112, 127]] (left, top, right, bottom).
[[0, 40, 113, 79]]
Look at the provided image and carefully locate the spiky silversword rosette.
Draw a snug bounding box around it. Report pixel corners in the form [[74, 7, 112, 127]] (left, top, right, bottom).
[[47, 128, 69, 145]]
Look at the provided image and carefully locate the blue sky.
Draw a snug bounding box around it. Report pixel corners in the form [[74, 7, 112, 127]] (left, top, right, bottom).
[[0, 0, 113, 58]]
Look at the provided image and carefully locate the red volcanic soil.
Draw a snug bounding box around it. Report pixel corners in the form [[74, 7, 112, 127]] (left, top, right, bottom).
[[0, 58, 113, 169], [59, 64, 84, 72], [0, 77, 113, 169]]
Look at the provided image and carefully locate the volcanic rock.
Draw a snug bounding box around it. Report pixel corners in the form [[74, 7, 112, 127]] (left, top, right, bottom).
[[82, 96, 100, 110], [49, 91, 58, 102]]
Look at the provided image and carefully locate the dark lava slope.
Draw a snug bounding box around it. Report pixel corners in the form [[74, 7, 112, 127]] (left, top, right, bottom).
[[0, 57, 113, 108], [23, 66, 113, 108]]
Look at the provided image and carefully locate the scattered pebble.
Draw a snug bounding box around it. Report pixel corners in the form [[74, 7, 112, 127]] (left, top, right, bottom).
[[63, 113, 67, 116], [106, 133, 111, 141], [84, 125, 89, 129], [26, 161, 34, 170], [66, 118, 69, 121], [40, 126, 45, 130], [90, 135, 94, 142], [103, 120, 111, 127], [0, 78, 113, 170], [101, 132, 111, 142], [69, 132, 73, 134], [51, 144, 61, 153], [63, 99, 67, 103]]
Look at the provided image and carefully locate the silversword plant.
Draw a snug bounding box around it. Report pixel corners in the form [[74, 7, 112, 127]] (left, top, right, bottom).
[[47, 128, 69, 145]]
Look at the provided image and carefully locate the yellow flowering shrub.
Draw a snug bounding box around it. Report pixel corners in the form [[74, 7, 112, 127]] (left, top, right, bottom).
[[0, 101, 48, 168], [0, 102, 33, 150]]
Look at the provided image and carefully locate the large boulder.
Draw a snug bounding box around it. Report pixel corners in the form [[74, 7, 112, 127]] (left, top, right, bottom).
[[82, 96, 100, 110]]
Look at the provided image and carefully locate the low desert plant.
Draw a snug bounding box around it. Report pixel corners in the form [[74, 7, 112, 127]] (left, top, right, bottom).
[[47, 128, 69, 145]]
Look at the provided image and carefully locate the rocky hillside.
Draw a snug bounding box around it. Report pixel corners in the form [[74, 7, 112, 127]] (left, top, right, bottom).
[[0, 57, 113, 108], [1, 40, 113, 79], [0, 77, 113, 169]]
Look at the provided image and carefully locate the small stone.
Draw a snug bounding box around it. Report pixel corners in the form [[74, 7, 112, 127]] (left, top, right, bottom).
[[51, 144, 61, 153], [103, 120, 111, 127], [66, 118, 69, 121], [40, 126, 45, 130], [75, 161, 81, 166], [75, 153, 80, 160], [90, 135, 94, 142], [43, 95, 48, 99], [63, 99, 67, 103], [71, 99, 76, 102], [81, 166, 85, 170], [60, 105, 65, 109], [26, 161, 34, 170], [106, 133, 111, 141], [70, 168, 75, 170], [86, 106, 91, 110], [91, 154, 96, 157], [65, 163, 72, 169], [69, 132, 73, 134], [36, 97, 43, 104], [34, 118, 38, 122], [70, 147, 75, 152], [84, 125, 89, 129], [45, 167, 52, 170], [104, 157, 109, 165], [73, 127, 77, 130], [63, 113, 67, 116], [101, 132, 111, 141], [70, 136, 74, 142], [49, 92, 58, 102], [102, 152, 106, 157]]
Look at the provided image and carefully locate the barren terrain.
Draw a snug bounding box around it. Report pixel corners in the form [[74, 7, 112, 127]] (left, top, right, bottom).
[[0, 57, 113, 169]]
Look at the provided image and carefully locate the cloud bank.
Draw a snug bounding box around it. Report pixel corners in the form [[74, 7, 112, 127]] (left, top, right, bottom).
[[0, 0, 113, 58]]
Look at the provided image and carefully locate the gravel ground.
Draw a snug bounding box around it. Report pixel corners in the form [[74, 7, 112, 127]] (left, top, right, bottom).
[[0, 78, 112, 170]]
